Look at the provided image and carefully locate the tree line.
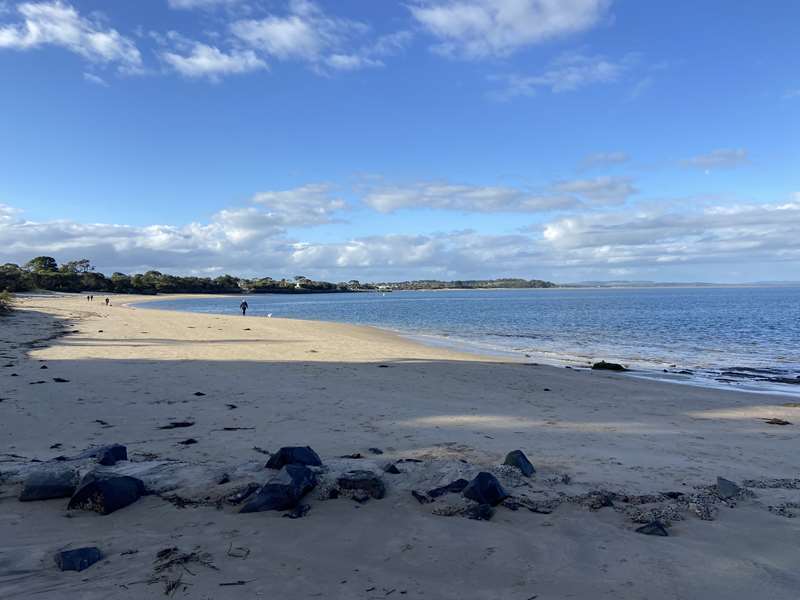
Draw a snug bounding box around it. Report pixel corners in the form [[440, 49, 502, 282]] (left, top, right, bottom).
[[1, 257, 556, 296], [0, 257, 356, 295]]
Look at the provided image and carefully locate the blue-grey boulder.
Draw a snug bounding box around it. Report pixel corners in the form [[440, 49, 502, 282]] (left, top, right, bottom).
[[463, 472, 509, 506], [54, 547, 103, 572], [716, 477, 741, 499], [503, 450, 535, 477], [68, 472, 145, 515], [19, 467, 78, 501], [240, 465, 317, 513], [265, 446, 322, 469]]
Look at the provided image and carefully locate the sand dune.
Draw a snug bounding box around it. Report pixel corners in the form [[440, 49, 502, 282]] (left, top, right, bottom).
[[1, 294, 798, 599]]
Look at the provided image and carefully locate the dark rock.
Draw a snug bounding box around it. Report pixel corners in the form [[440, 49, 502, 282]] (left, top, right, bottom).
[[283, 504, 311, 519], [411, 490, 432, 504], [193, 392, 206, 396], [503, 450, 535, 477], [240, 465, 317, 513], [75, 443, 127, 463], [463, 472, 509, 506], [337, 470, 386, 499], [19, 467, 78, 501], [217, 473, 231, 485], [265, 446, 322, 469], [96, 444, 128, 466], [157, 421, 195, 430], [382, 463, 401, 475], [428, 478, 469, 498], [54, 547, 103, 572], [40, 365, 48, 369], [340, 453, 364, 459], [53, 378, 70, 383], [178, 438, 198, 445], [397, 458, 423, 463], [716, 477, 741, 499], [68, 472, 145, 515], [764, 418, 792, 425], [592, 361, 627, 371], [635, 521, 669, 536], [465, 503, 494, 521], [368, 448, 384, 455]]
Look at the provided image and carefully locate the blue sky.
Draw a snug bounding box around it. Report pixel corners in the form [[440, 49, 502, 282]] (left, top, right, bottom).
[[1, 0, 799, 282]]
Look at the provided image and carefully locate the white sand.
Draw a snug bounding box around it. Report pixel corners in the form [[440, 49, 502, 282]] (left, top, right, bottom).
[[1, 294, 799, 599]]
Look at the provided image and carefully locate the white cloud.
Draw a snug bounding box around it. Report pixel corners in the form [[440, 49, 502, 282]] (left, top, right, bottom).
[[580, 151, 629, 170], [231, 0, 365, 62], [491, 52, 635, 100], [167, 0, 242, 9], [361, 181, 577, 213], [682, 148, 749, 170], [83, 71, 108, 86], [553, 176, 636, 204], [3, 195, 800, 281], [162, 42, 266, 80], [0, 1, 141, 72], [410, 0, 610, 58], [539, 200, 800, 270]]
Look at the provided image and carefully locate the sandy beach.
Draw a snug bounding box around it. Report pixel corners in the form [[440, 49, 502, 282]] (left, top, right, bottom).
[[1, 294, 799, 599]]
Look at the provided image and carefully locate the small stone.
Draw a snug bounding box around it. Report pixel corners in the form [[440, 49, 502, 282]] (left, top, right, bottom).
[[635, 521, 669, 536], [19, 467, 78, 501], [265, 446, 322, 469], [411, 490, 432, 504], [592, 361, 627, 371], [240, 465, 317, 513], [337, 470, 386, 499], [382, 463, 401, 475], [427, 479, 469, 498], [54, 547, 103, 572], [465, 503, 494, 521], [68, 473, 145, 515], [96, 444, 128, 466], [368, 448, 384, 455], [463, 472, 509, 506], [503, 450, 535, 477], [716, 477, 741, 499], [178, 438, 198, 445]]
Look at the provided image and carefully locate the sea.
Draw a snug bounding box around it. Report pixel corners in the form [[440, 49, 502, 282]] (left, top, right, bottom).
[[136, 286, 800, 397]]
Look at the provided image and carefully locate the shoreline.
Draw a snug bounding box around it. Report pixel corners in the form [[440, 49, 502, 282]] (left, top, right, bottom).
[[131, 293, 800, 399], [1, 294, 799, 599]]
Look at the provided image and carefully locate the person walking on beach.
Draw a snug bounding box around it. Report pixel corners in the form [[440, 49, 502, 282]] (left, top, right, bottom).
[[240, 300, 249, 316], [105, 297, 110, 307]]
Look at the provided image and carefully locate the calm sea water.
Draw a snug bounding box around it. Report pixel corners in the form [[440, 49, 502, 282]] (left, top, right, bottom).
[[137, 287, 800, 396]]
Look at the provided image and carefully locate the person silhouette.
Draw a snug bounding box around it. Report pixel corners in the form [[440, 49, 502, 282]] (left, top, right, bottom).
[[239, 300, 249, 316]]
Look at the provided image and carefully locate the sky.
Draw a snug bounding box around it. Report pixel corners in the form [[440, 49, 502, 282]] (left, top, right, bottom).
[[0, 0, 799, 283]]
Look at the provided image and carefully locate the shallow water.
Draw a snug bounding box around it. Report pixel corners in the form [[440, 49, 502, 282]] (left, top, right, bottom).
[[138, 287, 800, 396]]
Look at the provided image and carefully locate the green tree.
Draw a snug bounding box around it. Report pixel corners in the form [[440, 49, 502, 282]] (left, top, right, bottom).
[[25, 256, 58, 273]]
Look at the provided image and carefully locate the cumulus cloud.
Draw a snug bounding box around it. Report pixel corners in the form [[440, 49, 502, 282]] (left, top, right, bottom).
[[682, 148, 749, 170], [539, 200, 800, 269], [361, 181, 577, 213], [0, 1, 141, 72], [3, 195, 800, 280], [162, 41, 266, 80], [490, 52, 636, 100], [410, 0, 610, 58]]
